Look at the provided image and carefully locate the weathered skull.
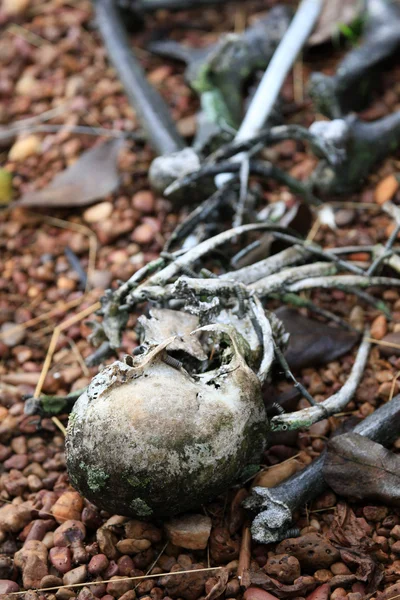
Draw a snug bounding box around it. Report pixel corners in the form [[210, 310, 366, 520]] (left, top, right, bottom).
[[66, 317, 268, 517]]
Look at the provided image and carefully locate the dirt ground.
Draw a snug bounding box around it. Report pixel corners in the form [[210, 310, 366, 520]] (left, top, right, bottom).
[[1, 1, 400, 600]]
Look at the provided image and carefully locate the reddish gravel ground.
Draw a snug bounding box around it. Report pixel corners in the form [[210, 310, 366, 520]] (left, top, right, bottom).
[[1, 2, 400, 600]]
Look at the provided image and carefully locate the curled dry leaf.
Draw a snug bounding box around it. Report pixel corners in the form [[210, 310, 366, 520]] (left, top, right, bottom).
[[204, 567, 230, 600], [327, 503, 384, 594], [308, 0, 360, 46], [17, 138, 125, 207], [242, 570, 316, 598], [324, 433, 400, 505]]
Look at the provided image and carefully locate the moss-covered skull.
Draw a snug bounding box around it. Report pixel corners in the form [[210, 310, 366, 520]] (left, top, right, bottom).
[[65, 323, 268, 517]]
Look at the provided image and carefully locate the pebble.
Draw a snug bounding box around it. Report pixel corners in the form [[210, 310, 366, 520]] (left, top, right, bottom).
[[251, 460, 298, 488], [363, 506, 388, 522], [106, 576, 134, 597], [116, 539, 151, 555], [379, 332, 400, 357], [88, 269, 112, 290], [0, 322, 25, 347], [131, 223, 156, 245], [4, 454, 28, 470], [391, 525, 400, 540], [51, 491, 84, 523], [83, 202, 113, 224], [330, 562, 351, 575], [375, 174, 399, 205], [9, 135, 41, 162], [309, 419, 330, 437], [370, 315, 388, 340], [264, 553, 301, 584], [3, 0, 30, 14], [63, 565, 87, 586], [314, 569, 333, 583], [0, 580, 20, 594], [335, 209, 355, 227], [88, 554, 109, 575], [165, 514, 212, 550], [14, 540, 48, 589], [330, 588, 347, 599], [0, 503, 32, 532], [307, 584, 330, 600], [276, 533, 340, 569], [49, 547, 72, 574], [243, 589, 280, 600], [124, 521, 162, 543], [132, 191, 154, 213]]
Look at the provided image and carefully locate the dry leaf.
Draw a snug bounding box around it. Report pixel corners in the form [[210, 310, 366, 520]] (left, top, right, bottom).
[[242, 570, 316, 598], [204, 567, 229, 600], [324, 434, 400, 505], [17, 138, 124, 207], [309, 0, 360, 46], [275, 307, 358, 371]]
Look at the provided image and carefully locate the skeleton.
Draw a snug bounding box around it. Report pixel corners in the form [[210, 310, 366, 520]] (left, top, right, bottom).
[[65, 219, 400, 523]]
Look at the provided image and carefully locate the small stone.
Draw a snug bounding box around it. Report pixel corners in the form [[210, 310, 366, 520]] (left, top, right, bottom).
[[83, 202, 113, 224], [375, 174, 399, 205], [4, 454, 28, 470], [88, 554, 109, 575], [119, 591, 137, 600], [63, 565, 87, 586], [106, 576, 134, 597], [276, 533, 339, 569], [96, 528, 118, 560], [132, 191, 154, 213], [0, 503, 31, 532], [124, 521, 162, 543], [50, 547, 72, 574], [88, 269, 112, 290], [243, 588, 280, 600], [0, 322, 25, 347], [57, 276, 77, 292], [363, 506, 388, 522], [52, 491, 84, 523], [14, 540, 48, 589], [3, 0, 30, 14], [349, 306, 364, 331], [330, 588, 347, 600], [379, 333, 400, 357], [264, 554, 301, 584], [335, 209, 355, 227], [116, 539, 151, 555], [370, 315, 387, 340], [391, 541, 400, 554], [77, 587, 97, 600], [330, 562, 351, 575], [0, 580, 20, 594], [251, 460, 298, 488], [41, 575, 63, 588], [131, 223, 155, 245], [391, 525, 400, 540], [307, 583, 330, 600], [314, 569, 333, 583], [165, 514, 212, 550], [9, 135, 41, 161], [309, 419, 330, 437]]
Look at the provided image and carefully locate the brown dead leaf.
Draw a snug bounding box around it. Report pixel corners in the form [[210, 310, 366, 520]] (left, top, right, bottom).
[[275, 307, 358, 371], [327, 503, 383, 594], [17, 138, 125, 207], [324, 433, 400, 505], [204, 567, 229, 600], [308, 0, 360, 46], [242, 570, 316, 598]]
